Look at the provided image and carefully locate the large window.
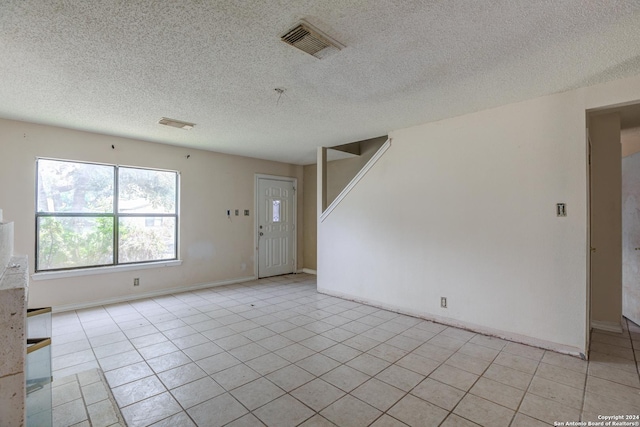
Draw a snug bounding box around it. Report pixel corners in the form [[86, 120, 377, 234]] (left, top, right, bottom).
[[36, 158, 178, 272]]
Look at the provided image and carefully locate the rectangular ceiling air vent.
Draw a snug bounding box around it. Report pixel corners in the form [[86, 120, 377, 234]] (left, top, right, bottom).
[[158, 117, 195, 130], [281, 20, 343, 59]]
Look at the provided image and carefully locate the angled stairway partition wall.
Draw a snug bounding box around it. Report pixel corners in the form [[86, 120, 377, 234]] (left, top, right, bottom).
[[325, 136, 388, 208], [318, 99, 591, 355], [320, 139, 391, 222], [316, 74, 640, 358]]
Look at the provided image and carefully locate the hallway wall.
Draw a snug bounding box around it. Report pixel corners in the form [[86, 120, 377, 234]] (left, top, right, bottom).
[[318, 74, 640, 356]]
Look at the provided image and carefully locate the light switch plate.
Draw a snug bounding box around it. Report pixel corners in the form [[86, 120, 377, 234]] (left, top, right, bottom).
[[556, 203, 567, 217]]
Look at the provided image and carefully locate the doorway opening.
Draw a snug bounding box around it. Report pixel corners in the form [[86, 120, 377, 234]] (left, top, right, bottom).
[[587, 102, 640, 349]]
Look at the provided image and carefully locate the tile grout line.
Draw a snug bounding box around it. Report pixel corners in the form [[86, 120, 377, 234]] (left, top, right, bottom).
[[224, 282, 393, 426], [55, 276, 619, 427], [118, 277, 321, 426], [511, 350, 551, 426], [436, 335, 508, 427], [628, 318, 640, 380]]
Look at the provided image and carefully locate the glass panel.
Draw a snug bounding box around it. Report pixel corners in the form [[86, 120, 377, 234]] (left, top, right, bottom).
[[37, 217, 114, 270], [118, 217, 176, 263], [37, 159, 113, 213], [26, 340, 52, 427], [119, 167, 177, 214], [27, 308, 52, 339], [273, 200, 281, 222]]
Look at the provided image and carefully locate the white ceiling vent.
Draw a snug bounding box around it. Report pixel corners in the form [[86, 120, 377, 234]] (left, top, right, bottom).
[[281, 20, 344, 59], [158, 117, 195, 130]]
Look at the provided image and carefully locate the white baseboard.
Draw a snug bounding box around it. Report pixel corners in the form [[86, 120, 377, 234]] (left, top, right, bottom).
[[318, 286, 586, 358], [53, 275, 257, 313], [591, 320, 623, 333], [302, 268, 317, 275]]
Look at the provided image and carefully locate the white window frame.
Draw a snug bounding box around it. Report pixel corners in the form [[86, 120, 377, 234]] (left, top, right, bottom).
[[34, 157, 180, 274]]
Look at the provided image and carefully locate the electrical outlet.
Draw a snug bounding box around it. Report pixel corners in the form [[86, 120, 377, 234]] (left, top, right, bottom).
[[440, 297, 447, 308], [244, 210, 250, 216], [226, 209, 231, 216], [134, 278, 140, 287], [235, 209, 239, 216]]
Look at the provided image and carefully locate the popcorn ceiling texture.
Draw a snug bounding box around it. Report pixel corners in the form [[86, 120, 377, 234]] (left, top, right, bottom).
[[1, 1, 640, 164]]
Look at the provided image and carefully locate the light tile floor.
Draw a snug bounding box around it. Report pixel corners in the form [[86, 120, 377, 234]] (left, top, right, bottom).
[[52, 368, 125, 427], [51, 274, 640, 426]]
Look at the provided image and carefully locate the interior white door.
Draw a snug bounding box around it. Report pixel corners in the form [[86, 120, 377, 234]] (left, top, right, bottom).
[[622, 152, 640, 326], [257, 178, 295, 278]]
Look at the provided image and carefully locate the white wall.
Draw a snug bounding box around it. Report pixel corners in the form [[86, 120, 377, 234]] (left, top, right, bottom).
[[303, 164, 317, 271], [318, 74, 640, 356], [304, 137, 387, 270], [0, 118, 303, 309], [326, 138, 388, 206]]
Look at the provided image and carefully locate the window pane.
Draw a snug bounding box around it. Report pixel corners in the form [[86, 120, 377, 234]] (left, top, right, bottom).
[[118, 217, 176, 263], [37, 217, 114, 270], [273, 200, 281, 222], [37, 159, 114, 213], [118, 167, 176, 214]]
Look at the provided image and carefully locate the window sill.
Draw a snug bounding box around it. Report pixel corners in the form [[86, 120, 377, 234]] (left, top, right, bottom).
[[31, 260, 183, 281]]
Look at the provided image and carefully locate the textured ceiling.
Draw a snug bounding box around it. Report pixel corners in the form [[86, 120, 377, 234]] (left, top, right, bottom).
[[1, 1, 640, 165]]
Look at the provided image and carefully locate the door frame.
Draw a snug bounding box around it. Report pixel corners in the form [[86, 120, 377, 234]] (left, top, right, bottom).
[[254, 174, 297, 279], [586, 100, 640, 351], [586, 110, 623, 350], [585, 123, 591, 359]]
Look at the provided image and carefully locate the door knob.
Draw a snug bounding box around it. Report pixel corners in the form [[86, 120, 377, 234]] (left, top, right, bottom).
[[259, 232, 264, 236], [590, 247, 596, 253]]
